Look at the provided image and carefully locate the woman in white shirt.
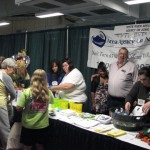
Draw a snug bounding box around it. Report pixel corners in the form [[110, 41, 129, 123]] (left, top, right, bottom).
[[51, 58, 87, 103]]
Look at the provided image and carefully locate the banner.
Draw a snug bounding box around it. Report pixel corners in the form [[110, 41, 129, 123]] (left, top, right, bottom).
[[87, 28, 150, 69], [114, 23, 150, 34]]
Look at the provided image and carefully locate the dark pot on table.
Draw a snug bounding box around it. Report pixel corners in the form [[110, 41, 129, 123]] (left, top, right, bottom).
[[110, 107, 148, 131]]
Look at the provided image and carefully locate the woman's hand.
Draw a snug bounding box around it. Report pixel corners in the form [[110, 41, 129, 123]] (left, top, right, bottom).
[[50, 86, 55, 91], [125, 102, 131, 113], [50, 86, 57, 92], [55, 90, 60, 95], [142, 101, 150, 114], [91, 74, 99, 81]]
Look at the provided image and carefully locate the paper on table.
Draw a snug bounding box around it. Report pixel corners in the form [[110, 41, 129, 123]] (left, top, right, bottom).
[[93, 124, 113, 133], [74, 119, 99, 128], [60, 109, 76, 117], [107, 129, 127, 137]]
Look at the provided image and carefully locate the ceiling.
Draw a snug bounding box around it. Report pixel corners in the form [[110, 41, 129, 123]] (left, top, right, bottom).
[[1, 0, 150, 27]]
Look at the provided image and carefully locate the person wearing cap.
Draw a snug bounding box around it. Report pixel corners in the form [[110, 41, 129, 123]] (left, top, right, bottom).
[[0, 58, 16, 150]]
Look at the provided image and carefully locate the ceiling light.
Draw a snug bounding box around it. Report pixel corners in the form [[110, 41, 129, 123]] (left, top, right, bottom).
[[0, 21, 10, 26], [125, 0, 150, 5], [35, 12, 64, 18]]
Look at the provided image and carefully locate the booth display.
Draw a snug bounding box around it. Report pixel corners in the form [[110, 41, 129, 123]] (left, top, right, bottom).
[[10, 96, 150, 150], [46, 107, 150, 150], [47, 118, 149, 150]]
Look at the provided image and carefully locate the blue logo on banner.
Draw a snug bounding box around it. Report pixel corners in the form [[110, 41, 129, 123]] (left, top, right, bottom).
[[92, 31, 106, 48]]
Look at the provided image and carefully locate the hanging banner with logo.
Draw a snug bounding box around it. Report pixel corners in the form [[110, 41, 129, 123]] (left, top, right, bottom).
[[87, 27, 150, 69]]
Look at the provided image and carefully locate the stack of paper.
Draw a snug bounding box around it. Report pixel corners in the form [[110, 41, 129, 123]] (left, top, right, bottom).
[[93, 124, 113, 133], [60, 109, 76, 117], [74, 119, 99, 128], [107, 129, 126, 137]]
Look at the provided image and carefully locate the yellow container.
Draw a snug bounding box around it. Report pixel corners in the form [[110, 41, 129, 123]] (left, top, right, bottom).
[[75, 103, 83, 113], [69, 102, 75, 110], [69, 102, 83, 113]]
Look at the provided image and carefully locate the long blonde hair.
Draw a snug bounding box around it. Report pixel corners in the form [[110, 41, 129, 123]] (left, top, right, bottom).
[[30, 69, 49, 101]]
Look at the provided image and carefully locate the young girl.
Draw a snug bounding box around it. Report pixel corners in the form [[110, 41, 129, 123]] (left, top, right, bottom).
[[16, 69, 54, 150], [47, 59, 64, 88], [47, 59, 64, 97]]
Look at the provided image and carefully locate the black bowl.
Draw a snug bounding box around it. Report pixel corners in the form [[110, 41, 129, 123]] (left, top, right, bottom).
[[110, 107, 147, 131]]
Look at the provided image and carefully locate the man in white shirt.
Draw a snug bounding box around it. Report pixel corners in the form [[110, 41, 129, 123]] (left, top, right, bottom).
[[108, 47, 138, 109]]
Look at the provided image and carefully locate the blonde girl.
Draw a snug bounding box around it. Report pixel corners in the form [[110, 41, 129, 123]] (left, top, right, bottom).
[[16, 69, 54, 150]]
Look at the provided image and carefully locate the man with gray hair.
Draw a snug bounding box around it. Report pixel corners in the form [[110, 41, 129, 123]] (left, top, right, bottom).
[[108, 47, 138, 109], [0, 58, 17, 150]]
